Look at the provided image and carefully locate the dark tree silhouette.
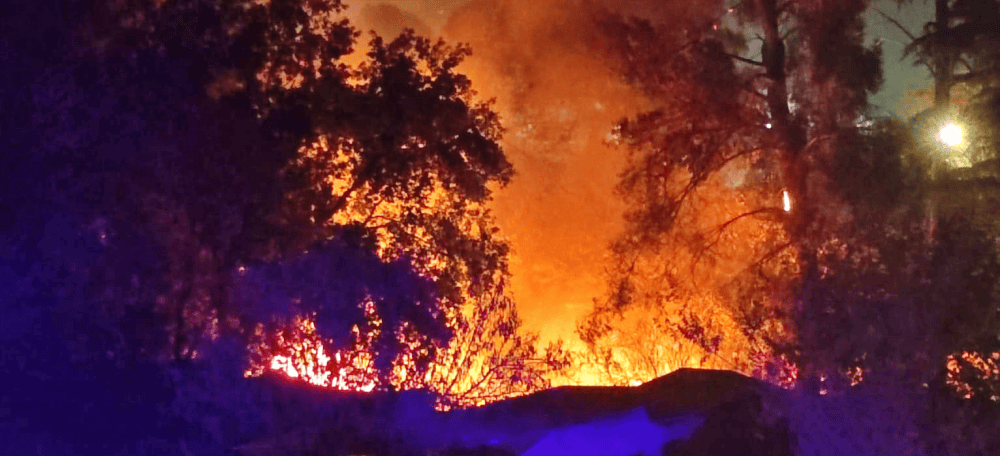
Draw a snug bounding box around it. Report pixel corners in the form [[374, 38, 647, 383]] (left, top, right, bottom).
[[588, 1, 1000, 453], [0, 0, 534, 452], [584, 0, 883, 387]]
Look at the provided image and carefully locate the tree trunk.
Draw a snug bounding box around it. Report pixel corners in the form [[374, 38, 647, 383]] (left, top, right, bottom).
[[933, 0, 953, 110], [757, 0, 808, 241]]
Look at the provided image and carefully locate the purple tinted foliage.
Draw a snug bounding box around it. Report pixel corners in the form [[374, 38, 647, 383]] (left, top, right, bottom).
[[237, 236, 446, 372]]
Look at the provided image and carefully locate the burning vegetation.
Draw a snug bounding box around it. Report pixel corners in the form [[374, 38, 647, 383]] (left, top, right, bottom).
[[5, 0, 1000, 454]]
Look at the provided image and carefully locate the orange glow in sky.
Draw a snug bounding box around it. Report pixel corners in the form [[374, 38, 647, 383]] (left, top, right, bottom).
[[250, 0, 792, 393]]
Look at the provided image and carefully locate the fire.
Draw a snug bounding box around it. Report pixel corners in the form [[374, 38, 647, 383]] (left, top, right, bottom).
[[244, 283, 561, 408], [245, 314, 380, 392], [946, 350, 1000, 401], [572, 161, 798, 386], [244, 0, 807, 397]]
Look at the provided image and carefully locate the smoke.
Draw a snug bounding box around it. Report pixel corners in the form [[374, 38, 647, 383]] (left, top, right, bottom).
[[346, 0, 721, 346], [357, 3, 434, 39], [345, 0, 467, 38]]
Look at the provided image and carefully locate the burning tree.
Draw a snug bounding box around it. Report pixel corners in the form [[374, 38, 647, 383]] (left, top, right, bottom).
[[584, 0, 1000, 452], [587, 0, 990, 401], [579, 0, 880, 387]]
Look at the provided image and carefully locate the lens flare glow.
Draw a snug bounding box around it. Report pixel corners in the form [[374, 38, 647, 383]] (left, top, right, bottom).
[[937, 122, 964, 148]]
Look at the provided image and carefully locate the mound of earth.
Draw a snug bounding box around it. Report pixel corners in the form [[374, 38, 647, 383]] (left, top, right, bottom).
[[234, 368, 793, 456]]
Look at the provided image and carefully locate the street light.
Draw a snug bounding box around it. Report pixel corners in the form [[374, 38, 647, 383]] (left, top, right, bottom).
[[926, 119, 968, 244], [937, 122, 965, 148]]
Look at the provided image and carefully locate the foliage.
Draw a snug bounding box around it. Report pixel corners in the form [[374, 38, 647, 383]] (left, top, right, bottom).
[[896, 0, 1000, 164], [586, 6, 1000, 449], [899, 0, 1000, 103], [415, 282, 572, 408], [581, 5, 800, 385], [587, 3, 1000, 455], [276, 27, 514, 304], [0, 0, 540, 451], [576, 300, 744, 386], [242, 278, 571, 408], [8, 0, 507, 373], [885, 0, 1000, 413], [83, 0, 514, 378], [237, 237, 444, 378], [587, 0, 915, 384]]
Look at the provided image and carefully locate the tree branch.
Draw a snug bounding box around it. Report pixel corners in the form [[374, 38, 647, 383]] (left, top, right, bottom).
[[726, 53, 765, 67], [718, 241, 795, 294], [957, 57, 974, 73], [798, 133, 836, 160], [951, 71, 993, 85], [876, 9, 916, 42], [691, 207, 785, 280], [460, 361, 509, 400], [361, 194, 387, 226]]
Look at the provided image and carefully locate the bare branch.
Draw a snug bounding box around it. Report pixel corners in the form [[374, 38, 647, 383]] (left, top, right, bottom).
[[665, 144, 767, 235], [717, 241, 795, 296], [719, 147, 765, 168], [876, 9, 916, 42], [798, 133, 836, 160], [691, 207, 785, 278], [952, 71, 993, 85], [670, 177, 702, 221], [460, 357, 521, 400], [716, 207, 784, 236], [726, 53, 765, 67], [750, 241, 794, 282]]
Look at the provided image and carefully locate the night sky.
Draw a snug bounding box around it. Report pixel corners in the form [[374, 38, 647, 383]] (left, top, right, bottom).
[[863, 0, 935, 117]]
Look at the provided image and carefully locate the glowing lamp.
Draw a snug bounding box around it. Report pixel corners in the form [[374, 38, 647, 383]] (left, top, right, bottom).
[[937, 122, 964, 148], [782, 190, 791, 212]]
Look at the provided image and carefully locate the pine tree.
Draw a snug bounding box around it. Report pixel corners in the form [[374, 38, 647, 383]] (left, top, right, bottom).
[[584, 0, 885, 387]]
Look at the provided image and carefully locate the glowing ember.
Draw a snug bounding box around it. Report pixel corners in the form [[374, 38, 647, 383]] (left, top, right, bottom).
[[946, 350, 1000, 401]]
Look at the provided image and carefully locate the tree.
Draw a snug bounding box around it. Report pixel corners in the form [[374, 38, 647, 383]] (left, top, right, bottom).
[[236, 245, 570, 406], [885, 0, 1000, 173], [585, 0, 883, 386], [888, 0, 1000, 405], [398, 281, 571, 408], [577, 296, 761, 386], [893, 0, 1000, 110], [1, 0, 535, 450], [70, 0, 516, 371], [592, 1, 1000, 452], [280, 30, 514, 307]]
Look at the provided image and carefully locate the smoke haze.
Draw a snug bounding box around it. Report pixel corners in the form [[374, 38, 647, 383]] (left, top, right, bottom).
[[345, 0, 721, 346]]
